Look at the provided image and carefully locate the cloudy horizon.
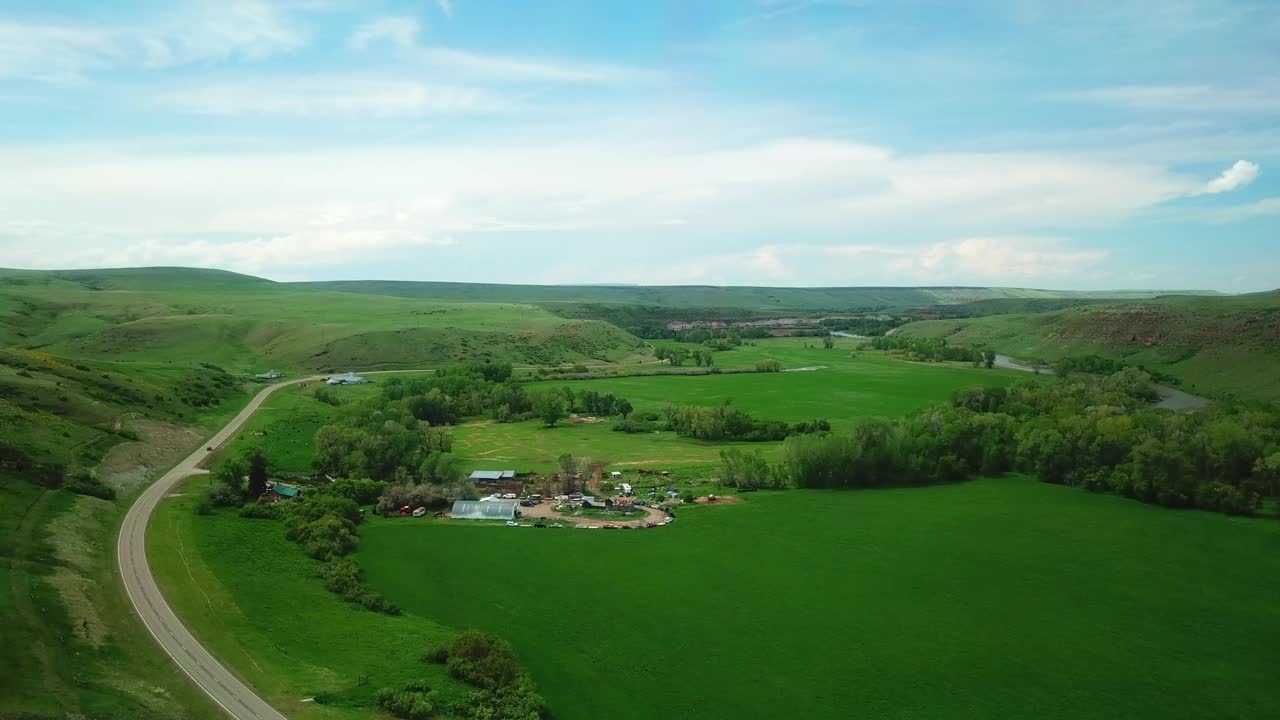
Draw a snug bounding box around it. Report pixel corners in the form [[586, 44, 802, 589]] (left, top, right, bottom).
[[1, 1, 1277, 292]]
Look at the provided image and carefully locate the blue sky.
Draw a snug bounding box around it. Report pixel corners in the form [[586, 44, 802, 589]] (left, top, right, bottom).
[[0, 0, 1277, 291]]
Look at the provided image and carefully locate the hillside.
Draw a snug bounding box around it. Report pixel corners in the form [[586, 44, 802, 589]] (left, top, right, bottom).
[[0, 268, 653, 372], [897, 294, 1280, 401], [292, 280, 1210, 312]]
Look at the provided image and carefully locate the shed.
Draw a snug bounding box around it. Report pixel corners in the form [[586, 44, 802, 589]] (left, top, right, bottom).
[[468, 470, 517, 482], [265, 482, 302, 502], [451, 500, 518, 520]]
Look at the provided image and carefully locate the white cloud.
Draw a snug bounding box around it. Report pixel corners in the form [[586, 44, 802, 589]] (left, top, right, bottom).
[[438, 0, 455, 18], [0, 1, 307, 81], [1195, 160, 1260, 195], [0, 133, 1206, 276], [349, 16, 420, 50], [884, 237, 1108, 281], [166, 76, 511, 116]]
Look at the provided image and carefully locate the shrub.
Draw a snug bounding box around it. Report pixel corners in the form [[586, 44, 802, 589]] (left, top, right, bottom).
[[65, 469, 116, 500], [375, 682, 438, 720], [238, 502, 281, 519], [755, 359, 782, 372], [193, 497, 213, 516], [444, 631, 523, 690], [682, 491, 696, 504], [207, 484, 243, 507]]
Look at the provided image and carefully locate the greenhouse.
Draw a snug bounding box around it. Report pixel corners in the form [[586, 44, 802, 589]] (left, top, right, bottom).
[[451, 500, 518, 520]]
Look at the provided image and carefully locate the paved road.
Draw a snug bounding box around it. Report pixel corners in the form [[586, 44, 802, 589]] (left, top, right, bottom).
[[117, 376, 318, 720]]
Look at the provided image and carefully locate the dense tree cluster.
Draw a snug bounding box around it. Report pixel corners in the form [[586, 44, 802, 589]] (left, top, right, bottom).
[[313, 404, 456, 482], [869, 336, 984, 363], [664, 403, 829, 442], [655, 346, 716, 367], [734, 369, 1278, 515], [1056, 354, 1180, 386], [818, 317, 901, 336]]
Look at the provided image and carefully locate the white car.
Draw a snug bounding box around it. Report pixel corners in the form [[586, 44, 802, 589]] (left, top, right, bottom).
[[502, 493, 517, 499], [505, 520, 518, 527], [412, 507, 427, 517]]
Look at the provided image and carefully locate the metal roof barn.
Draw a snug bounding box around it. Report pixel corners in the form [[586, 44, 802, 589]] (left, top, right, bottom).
[[451, 500, 518, 520], [468, 470, 517, 481]]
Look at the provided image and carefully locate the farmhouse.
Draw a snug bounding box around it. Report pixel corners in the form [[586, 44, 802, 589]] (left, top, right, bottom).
[[326, 372, 370, 385], [451, 500, 519, 520], [469, 470, 517, 482]]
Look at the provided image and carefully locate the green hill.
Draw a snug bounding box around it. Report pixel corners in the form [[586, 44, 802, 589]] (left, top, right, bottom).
[[897, 293, 1280, 401], [292, 280, 1210, 312], [1, 269, 652, 372]]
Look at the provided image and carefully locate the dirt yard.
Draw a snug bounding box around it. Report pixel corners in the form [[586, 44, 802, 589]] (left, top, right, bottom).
[[516, 501, 668, 528]]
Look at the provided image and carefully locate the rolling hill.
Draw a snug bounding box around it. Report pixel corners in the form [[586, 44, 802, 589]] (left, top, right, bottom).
[[897, 292, 1280, 401], [0, 268, 653, 372], [292, 279, 1213, 312]]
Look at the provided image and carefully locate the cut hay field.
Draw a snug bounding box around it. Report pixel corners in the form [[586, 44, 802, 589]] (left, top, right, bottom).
[[150, 476, 1280, 720]]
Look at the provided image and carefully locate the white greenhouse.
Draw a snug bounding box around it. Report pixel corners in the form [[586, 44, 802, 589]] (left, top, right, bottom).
[[451, 500, 518, 521]]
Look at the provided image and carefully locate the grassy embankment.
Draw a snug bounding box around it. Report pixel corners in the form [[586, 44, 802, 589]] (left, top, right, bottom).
[[898, 292, 1280, 401]]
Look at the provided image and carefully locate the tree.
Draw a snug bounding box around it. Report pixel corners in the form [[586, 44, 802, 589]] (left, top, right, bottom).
[[617, 398, 633, 418], [533, 393, 566, 427], [822, 335, 835, 349], [247, 449, 269, 499], [703, 350, 714, 367], [214, 455, 248, 491], [558, 454, 578, 494]]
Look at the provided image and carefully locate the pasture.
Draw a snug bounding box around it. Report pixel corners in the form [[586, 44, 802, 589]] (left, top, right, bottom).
[[527, 338, 1030, 428], [359, 477, 1280, 720]]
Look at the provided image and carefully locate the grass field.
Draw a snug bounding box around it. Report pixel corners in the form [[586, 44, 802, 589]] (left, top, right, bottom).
[[898, 292, 1280, 401], [528, 338, 1030, 430], [147, 475, 475, 719], [149, 476, 1280, 720], [358, 478, 1280, 720]]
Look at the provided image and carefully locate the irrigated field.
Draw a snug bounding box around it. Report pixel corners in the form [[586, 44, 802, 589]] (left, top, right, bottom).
[[358, 478, 1280, 720], [527, 338, 1028, 429], [149, 476, 1280, 720]]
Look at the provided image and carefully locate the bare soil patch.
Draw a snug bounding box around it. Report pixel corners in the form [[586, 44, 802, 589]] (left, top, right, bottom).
[[694, 495, 742, 505]]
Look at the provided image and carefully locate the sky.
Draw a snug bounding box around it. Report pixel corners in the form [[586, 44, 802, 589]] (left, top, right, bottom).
[[0, 0, 1277, 291]]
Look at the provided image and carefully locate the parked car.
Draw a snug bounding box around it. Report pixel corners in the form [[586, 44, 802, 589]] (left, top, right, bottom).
[[635, 499, 648, 506], [533, 520, 546, 528], [502, 493, 517, 500], [412, 507, 427, 517], [505, 520, 518, 527], [520, 499, 538, 507]]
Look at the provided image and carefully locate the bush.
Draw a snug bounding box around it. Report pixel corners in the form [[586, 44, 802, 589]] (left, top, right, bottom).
[[312, 478, 383, 505], [319, 558, 400, 615], [193, 497, 213, 516], [423, 644, 449, 664], [207, 484, 243, 507], [611, 417, 655, 434], [682, 491, 696, 503], [444, 631, 523, 690], [375, 682, 438, 720], [239, 502, 281, 519], [755, 359, 782, 372], [65, 469, 116, 500]]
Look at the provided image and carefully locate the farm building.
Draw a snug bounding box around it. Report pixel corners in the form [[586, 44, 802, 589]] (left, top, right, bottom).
[[263, 482, 302, 502], [469, 470, 517, 482], [326, 372, 370, 385], [255, 370, 282, 380], [451, 500, 519, 520]]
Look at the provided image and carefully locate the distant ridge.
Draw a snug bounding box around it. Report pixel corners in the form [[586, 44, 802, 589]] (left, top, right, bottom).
[[290, 279, 1220, 311]]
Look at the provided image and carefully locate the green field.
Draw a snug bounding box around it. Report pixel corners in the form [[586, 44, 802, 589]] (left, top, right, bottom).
[[898, 292, 1280, 401], [146, 476, 475, 720], [529, 338, 1029, 429], [148, 476, 1280, 720], [359, 478, 1280, 720]]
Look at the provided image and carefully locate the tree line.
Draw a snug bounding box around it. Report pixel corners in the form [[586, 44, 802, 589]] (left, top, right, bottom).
[[720, 368, 1280, 516]]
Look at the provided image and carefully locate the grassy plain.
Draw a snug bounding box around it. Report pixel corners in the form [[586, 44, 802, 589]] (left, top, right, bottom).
[[357, 477, 1280, 720], [898, 292, 1280, 401]]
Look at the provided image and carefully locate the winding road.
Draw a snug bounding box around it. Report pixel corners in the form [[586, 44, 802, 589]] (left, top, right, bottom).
[[117, 376, 318, 720]]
